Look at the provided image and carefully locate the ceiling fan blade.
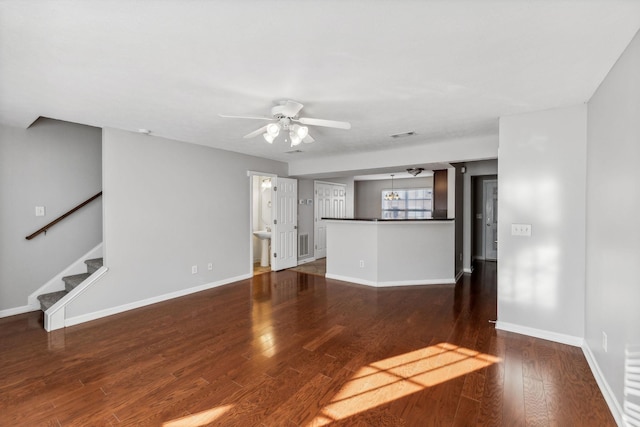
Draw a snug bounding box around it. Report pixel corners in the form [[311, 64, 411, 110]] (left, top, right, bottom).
[[219, 114, 273, 121], [281, 100, 304, 117], [298, 117, 351, 130], [243, 125, 268, 139], [303, 134, 315, 144]]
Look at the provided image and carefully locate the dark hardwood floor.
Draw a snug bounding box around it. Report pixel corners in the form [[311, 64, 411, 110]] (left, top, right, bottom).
[[0, 262, 614, 426]]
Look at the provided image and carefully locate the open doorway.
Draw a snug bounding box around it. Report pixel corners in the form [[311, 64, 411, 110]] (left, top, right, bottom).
[[249, 173, 298, 276], [471, 175, 498, 263], [250, 173, 276, 276]]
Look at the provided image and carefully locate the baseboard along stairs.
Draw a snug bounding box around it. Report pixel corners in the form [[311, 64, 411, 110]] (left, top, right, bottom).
[[37, 258, 103, 312]]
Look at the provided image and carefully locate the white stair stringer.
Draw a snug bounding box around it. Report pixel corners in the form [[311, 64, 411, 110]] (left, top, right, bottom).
[[45, 266, 108, 331]]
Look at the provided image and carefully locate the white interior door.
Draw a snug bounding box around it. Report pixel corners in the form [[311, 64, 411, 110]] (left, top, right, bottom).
[[483, 180, 498, 261], [271, 177, 298, 271], [314, 183, 330, 259], [314, 182, 346, 259]]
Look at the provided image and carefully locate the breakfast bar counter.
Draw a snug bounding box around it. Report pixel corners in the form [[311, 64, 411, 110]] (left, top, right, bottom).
[[323, 218, 456, 287]]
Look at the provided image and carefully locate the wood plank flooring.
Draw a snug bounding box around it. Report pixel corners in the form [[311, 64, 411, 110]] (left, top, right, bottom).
[[0, 262, 614, 426]]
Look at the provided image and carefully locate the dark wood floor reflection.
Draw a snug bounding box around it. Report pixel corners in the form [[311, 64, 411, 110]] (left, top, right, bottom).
[[0, 262, 614, 426]]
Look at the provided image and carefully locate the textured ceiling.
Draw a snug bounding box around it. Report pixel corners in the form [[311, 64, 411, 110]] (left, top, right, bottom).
[[1, 1, 639, 163]]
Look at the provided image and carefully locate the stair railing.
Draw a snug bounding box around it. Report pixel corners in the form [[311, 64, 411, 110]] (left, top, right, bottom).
[[25, 191, 102, 240]]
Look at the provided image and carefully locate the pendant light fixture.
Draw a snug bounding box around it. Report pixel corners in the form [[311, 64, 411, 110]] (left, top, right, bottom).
[[384, 174, 400, 200]]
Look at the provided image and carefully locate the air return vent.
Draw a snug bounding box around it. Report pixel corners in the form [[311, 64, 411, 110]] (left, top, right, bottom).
[[390, 131, 416, 139], [298, 233, 310, 257]]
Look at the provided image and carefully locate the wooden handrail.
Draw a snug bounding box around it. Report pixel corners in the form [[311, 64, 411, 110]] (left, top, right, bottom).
[[25, 192, 102, 240]]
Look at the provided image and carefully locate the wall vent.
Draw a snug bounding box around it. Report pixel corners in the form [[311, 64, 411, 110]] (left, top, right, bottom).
[[390, 131, 416, 139], [298, 233, 310, 257]]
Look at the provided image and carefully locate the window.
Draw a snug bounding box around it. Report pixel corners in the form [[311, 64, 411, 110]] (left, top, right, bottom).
[[381, 188, 432, 219]]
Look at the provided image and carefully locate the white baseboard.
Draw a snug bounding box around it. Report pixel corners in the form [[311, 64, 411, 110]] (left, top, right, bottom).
[[64, 273, 252, 328], [297, 257, 317, 265], [582, 343, 624, 426], [463, 267, 473, 274], [495, 321, 584, 347], [455, 270, 464, 282], [325, 273, 456, 287], [0, 304, 39, 318]]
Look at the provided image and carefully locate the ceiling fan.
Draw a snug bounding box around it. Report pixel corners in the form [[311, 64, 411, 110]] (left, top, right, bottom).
[[219, 100, 351, 147]]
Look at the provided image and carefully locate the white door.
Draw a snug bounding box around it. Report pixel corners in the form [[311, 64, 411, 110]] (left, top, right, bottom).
[[271, 177, 298, 271], [483, 180, 498, 261], [314, 182, 346, 259], [314, 183, 331, 259]]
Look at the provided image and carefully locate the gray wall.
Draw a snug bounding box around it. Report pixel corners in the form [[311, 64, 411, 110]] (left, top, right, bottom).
[[0, 118, 102, 312], [355, 176, 433, 218], [586, 29, 640, 411], [66, 128, 286, 318], [498, 104, 587, 340]]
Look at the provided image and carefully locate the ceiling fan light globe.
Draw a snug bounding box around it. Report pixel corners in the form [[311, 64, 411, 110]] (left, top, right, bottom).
[[263, 133, 275, 144], [297, 126, 309, 139], [266, 123, 280, 137], [290, 132, 302, 146]]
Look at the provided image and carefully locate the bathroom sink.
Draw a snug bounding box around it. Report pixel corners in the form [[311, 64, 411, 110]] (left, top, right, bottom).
[[253, 230, 271, 240]]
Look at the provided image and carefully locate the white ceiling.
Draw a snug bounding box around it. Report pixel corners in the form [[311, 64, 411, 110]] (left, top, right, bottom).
[[1, 1, 639, 164]]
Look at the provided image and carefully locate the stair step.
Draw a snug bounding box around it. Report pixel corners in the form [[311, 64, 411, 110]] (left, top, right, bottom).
[[62, 273, 91, 292], [84, 257, 103, 274], [37, 290, 68, 311]]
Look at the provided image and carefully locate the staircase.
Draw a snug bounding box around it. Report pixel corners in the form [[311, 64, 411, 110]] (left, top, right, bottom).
[[37, 258, 103, 311]]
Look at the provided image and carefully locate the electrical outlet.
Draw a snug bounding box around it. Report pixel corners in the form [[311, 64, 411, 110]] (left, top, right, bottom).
[[602, 332, 608, 353], [359, 260, 364, 268], [208, 263, 213, 271], [191, 265, 198, 274], [511, 223, 532, 237]]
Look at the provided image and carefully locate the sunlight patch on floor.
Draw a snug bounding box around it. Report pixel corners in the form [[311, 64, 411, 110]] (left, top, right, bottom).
[[163, 404, 234, 427], [308, 343, 501, 425]]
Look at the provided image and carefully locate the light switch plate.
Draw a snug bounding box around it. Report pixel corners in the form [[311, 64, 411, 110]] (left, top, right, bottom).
[[35, 206, 45, 217], [511, 223, 532, 236]]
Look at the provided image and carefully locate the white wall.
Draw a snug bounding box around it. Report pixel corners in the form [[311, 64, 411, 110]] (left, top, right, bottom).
[[586, 29, 640, 416], [497, 105, 587, 343], [65, 128, 286, 320], [0, 118, 102, 314]]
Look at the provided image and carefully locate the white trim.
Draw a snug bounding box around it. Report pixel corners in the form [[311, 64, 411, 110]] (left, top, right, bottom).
[[326, 273, 456, 287], [0, 304, 39, 318], [64, 273, 252, 328], [297, 257, 317, 265], [455, 270, 464, 282], [45, 266, 109, 331], [27, 243, 103, 307], [314, 180, 346, 187], [582, 343, 624, 426], [495, 321, 584, 347], [463, 267, 473, 274]]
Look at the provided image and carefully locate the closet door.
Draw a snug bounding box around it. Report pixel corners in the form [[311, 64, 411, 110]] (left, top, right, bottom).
[[314, 182, 347, 259]]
